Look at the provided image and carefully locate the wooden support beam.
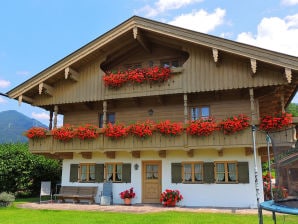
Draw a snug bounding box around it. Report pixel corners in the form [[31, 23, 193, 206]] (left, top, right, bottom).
[[212, 48, 219, 63], [250, 58, 257, 75], [55, 152, 73, 159], [245, 147, 253, 156], [105, 151, 115, 159], [217, 149, 224, 157], [285, 67, 292, 83], [81, 152, 92, 159], [186, 149, 194, 158], [132, 151, 140, 158], [18, 95, 33, 106], [133, 27, 151, 53], [65, 67, 79, 81], [158, 150, 166, 158], [38, 82, 54, 96]]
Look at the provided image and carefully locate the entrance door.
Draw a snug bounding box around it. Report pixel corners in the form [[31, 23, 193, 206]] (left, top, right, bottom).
[[142, 161, 162, 203]]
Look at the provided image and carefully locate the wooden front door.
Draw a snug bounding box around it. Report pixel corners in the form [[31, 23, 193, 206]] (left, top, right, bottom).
[[142, 161, 162, 203]]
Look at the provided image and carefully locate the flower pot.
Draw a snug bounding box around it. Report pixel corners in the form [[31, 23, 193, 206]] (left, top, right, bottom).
[[124, 198, 132, 205], [164, 200, 176, 207]]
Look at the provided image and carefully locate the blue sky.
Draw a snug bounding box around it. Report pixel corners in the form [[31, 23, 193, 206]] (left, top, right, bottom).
[[0, 0, 298, 125]]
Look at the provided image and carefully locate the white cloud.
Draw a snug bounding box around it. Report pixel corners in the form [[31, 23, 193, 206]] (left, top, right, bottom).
[[236, 14, 298, 56], [32, 111, 49, 120], [281, 0, 298, 5], [136, 0, 203, 17], [16, 71, 30, 76], [0, 96, 6, 103], [0, 80, 11, 88], [169, 8, 226, 33]]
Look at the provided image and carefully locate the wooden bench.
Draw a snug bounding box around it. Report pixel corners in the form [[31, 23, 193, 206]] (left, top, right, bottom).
[[54, 186, 98, 204]]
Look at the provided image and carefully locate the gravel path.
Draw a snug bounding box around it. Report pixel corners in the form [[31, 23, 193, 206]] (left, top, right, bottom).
[[17, 202, 268, 214]]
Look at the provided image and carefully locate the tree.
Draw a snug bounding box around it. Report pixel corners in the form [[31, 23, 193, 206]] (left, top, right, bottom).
[[286, 103, 298, 117], [0, 143, 61, 196]]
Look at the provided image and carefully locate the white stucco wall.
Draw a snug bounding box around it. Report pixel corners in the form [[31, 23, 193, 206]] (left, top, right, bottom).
[[60, 148, 263, 208]]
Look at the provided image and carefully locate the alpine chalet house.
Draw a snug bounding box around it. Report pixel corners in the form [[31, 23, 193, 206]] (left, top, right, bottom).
[[7, 16, 298, 208]]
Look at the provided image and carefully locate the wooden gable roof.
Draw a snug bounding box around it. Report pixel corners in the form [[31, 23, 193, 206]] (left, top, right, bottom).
[[7, 16, 298, 108]]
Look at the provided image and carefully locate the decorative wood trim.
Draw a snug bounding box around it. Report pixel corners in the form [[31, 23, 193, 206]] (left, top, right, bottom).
[[38, 82, 53, 96], [132, 26, 151, 53], [186, 149, 194, 157], [250, 58, 257, 75], [212, 48, 219, 63], [170, 67, 184, 73], [245, 147, 253, 156], [81, 152, 92, 159], [105, 151, 115, 159], [18, 95, 33, 106], [132, 150, 140, 158], [65, 67, 79, 81], [55, 152, 73, 159], [217, 149, 223, 157], [158, 150, 166, 158], [285, 67, 292, 83]]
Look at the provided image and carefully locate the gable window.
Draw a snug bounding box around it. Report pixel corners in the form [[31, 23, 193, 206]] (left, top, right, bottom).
[[99, 112, 115, 128], [182, 162, 203, 183], [191, 106, 210, 121], [105, 163, 123, 182], [79, 163, 95, 182], [214, 161, 238, 183], [161, 59, 180, 68]]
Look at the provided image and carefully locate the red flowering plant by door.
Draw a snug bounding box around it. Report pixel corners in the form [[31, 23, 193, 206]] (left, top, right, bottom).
[[156, 120, 184, 136], [26, 127, 48, 139], [259, 113, 292, 132], [104, 123, 130, 139], [129, 120, 155, 138], [51, 124, 75, 141], [119, 187, 136, 199], [160, 189, 183, 207], [219, 114, 250, 135], [75, 124, 99, 140], [186, 117, 218, 136]]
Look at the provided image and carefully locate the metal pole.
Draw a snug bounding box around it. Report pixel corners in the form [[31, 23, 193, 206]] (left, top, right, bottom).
[[266, 133, 273, 199], [252, 125, 263, 224]]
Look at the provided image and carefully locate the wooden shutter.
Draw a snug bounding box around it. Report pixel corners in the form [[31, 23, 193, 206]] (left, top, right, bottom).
[[95, 164, 104, 183], [122, 163, 131, 183], [238, 162, 249, 183], [171, 163, 182, 183], [69, 164, 78, 182], [203, 162, 214, 183]]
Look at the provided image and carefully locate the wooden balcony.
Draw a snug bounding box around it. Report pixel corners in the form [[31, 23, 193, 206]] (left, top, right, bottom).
[[29, 127, 296, 157]]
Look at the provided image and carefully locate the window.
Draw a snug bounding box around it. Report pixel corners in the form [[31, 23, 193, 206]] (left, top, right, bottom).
[[124, 63, 142, 69], [182, 162, 203, 183], [190, 106, 210, 121], [79, 163, 95, 182], [105, 163, 123, 182], [161, 59, 180, 68], [99, 112, 115, 128], [214, 161, 238, 183]]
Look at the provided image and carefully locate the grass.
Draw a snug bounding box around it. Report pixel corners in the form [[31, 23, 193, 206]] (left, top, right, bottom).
[[0, 199, 297, 224]]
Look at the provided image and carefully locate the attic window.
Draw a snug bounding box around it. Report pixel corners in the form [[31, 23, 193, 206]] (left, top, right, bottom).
[[161, 59, 179, 68], [124, 63, 142, 70]]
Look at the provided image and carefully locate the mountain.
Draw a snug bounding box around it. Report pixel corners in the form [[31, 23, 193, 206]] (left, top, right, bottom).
[[0, 110, 47, 143]]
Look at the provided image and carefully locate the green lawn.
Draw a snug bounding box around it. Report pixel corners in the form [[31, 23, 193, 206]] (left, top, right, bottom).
[[1, 202, 298, 224]]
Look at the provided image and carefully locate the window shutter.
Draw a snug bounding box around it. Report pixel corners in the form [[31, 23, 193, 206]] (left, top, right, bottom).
[[203, 162, 214, 183], [238, 162, 249, 183], [69, 164, 78, 182], [95, 164, 104, 183], [171, 163, 182, 183], [122, 163, 131, 183]]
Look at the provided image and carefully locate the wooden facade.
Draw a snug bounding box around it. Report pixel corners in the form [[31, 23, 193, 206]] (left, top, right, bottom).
[[6, 16, 298, 207]]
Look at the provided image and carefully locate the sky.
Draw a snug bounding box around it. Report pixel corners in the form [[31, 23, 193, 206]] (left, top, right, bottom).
[[0, 0, 298, 126]]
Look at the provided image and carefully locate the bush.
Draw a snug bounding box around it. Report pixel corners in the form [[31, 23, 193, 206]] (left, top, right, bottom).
[[0, 192, 15, 207]]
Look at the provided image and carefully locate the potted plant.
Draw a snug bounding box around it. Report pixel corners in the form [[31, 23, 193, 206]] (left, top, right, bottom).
[[156, 120, 183, 136], [119, 187, 136, 205], [259, 113, 292, 132], [129, 120, 155, 138], [51, 124, 75, 141], [75, 124, 100, 140], [160, 189, 183, 207], [0, 192, 15, 207], [186, 117, 218, 136], [25, 127, 48, 139], [104, 123, 130, 139]]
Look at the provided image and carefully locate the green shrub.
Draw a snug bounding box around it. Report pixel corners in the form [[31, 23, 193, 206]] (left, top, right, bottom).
[[0, 192, 15, 207]]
